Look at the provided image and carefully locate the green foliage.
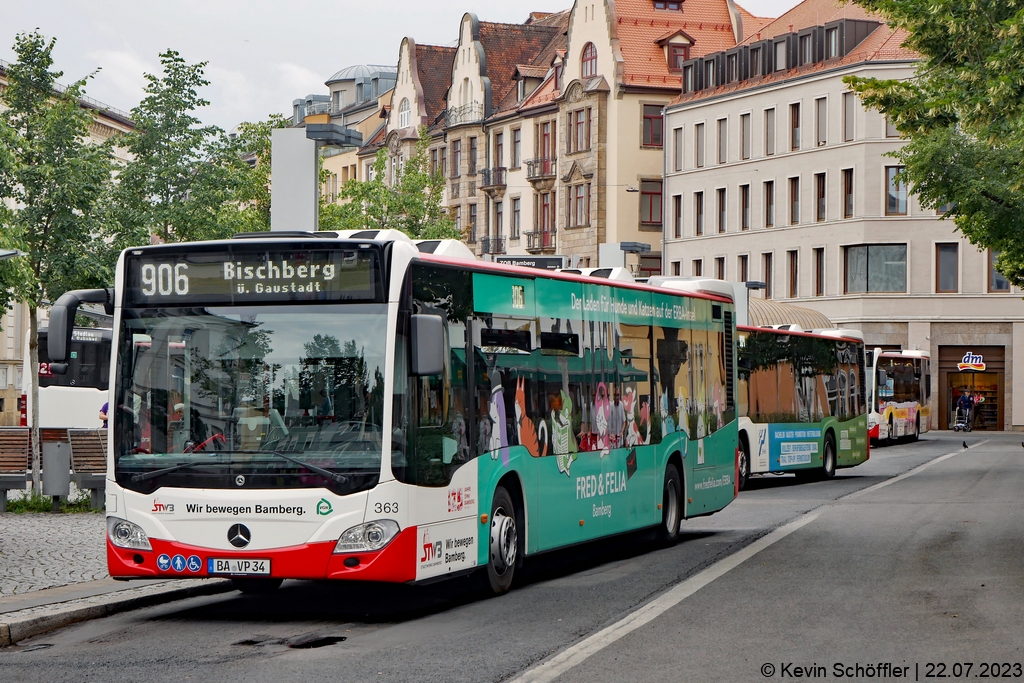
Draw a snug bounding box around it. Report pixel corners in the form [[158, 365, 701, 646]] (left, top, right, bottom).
[[845, 0, 1024, 285], [322, 126, 460, 238], [0, 31, 114, 314], [108, 50, 254, 249], [5, 489, 98, 514], [230, 113, 290, 232]]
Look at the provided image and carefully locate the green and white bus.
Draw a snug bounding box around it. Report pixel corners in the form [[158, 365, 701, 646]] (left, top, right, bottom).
[[735, 326, 868, 489], [46, 231, 739, 594]]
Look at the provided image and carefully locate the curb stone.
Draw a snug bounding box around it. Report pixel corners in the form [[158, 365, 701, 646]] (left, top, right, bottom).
[[0, 579, 234, 647]]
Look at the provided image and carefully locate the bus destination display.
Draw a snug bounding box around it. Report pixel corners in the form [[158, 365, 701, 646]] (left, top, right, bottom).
[[125, 248, 378, 305]]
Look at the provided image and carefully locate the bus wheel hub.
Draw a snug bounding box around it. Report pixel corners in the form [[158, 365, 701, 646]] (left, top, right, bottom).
[[490, 513, 516, 573]]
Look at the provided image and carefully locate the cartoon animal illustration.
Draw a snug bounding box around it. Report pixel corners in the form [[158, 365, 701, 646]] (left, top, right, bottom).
[[551, 390, 577, 476], [594, 382, 610, 454], [624, 388, 642, 447], [660, 390, 675, 437], [515, 378, 546, 457], [488, 369, 510, 466], [640, 398, 651, 444]]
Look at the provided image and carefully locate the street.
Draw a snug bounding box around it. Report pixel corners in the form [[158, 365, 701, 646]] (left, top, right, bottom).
[[1, 432, 1020, 682]]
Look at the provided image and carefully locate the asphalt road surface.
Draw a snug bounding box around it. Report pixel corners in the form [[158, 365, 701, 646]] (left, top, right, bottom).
[[3, 432, 1021, 683]]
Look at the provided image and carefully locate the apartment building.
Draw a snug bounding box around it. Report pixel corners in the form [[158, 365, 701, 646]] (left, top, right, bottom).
[[662, 0, 1024, 431]]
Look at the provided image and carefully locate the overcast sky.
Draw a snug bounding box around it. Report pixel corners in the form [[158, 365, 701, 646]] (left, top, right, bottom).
[[2, 0, 800, 131]]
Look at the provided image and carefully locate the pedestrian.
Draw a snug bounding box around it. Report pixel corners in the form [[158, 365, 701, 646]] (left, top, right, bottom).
[[99, 401, 108, 428], [956, 391, 974, 427]]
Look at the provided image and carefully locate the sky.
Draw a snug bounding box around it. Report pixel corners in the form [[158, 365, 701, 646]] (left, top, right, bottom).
[[1, 0, 801, 131]]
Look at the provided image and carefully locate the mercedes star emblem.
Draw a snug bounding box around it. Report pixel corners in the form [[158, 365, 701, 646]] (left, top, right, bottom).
[[235, 474, 245, 487], [227, 523, 251, 548]]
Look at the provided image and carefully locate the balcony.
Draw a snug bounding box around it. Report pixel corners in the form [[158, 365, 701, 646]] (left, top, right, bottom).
[[445, 102, 484, 127], [526, 230, 557, 254], [479, 167, 507, 198], [480, 236, 506, 255], [525, 157, 557, 191]]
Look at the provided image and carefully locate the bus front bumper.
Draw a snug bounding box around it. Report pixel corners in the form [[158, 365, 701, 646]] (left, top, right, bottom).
[[107, 526, 418, 584]]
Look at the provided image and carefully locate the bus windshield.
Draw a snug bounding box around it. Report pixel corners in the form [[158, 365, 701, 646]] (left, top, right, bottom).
[[113, 304, 387, 495]]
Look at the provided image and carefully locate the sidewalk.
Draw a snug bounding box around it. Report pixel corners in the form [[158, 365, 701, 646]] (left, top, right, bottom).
[[0, 512, 232, 645]]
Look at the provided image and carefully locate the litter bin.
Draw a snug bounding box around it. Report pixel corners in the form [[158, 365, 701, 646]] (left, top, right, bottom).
[[42, 440, 71, 498]]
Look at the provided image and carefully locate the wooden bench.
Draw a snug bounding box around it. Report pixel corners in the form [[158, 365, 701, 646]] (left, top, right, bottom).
[[0, 427, 30, 513], [68, 429, 106, 509]]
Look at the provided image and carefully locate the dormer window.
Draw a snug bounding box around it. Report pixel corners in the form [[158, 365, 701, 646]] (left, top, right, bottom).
[[799, 35, 812, 64], [518, 79, 526, 102], [682, 64, 695, 92], [554, 63, 562, 90], [653, 0, 683, 10], [750, 47, 762, 76], [668, 45, 689, 72], [774, 41, 787, 71], [704, 59, 716, 86], [726, 54, 738, 82], [826, 27, 840, 58]]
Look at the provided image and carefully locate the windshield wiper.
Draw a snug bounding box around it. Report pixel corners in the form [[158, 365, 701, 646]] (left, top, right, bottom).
[[226, 450, 349, 485], [130, 461, 221, 483]]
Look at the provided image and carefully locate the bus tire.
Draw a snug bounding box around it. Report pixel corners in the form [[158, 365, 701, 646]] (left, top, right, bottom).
[[821, 434, 836, 480], [911, 416, 920, 442], [886, 416, 896, 447], [657, 463, 682, 545], [486, 486, 518, 595], [737, 438, 750, 492], [232, 578, 283, 594]]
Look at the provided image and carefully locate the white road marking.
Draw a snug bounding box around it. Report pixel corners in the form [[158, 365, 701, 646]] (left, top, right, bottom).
[[509, 442, 980, 683]]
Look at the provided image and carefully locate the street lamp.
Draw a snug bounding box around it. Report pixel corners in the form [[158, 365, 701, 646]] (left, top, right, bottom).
[[0, 249, 25, 261]]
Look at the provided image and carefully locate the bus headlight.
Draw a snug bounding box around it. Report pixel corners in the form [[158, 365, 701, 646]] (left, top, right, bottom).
[[333, 520, 400, 554], [107, 517, 152, 551]]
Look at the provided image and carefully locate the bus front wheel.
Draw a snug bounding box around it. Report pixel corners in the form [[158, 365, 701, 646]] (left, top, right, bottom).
[[657, 463, 682, 545], [232, 578, 283, 594], [911, 416, 920, 442], [886, 416, 896, 447], [821, 434, 836, 480], [486, 486, 518, 595]]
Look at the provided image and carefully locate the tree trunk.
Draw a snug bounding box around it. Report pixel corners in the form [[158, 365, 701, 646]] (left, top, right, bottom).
[[28, 305, 41, 493]]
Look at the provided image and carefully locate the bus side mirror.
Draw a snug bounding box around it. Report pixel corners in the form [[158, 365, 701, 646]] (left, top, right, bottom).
[[410, 314, 444, 376], [47, 288, 111, 374], [876, 369, 887, 387]]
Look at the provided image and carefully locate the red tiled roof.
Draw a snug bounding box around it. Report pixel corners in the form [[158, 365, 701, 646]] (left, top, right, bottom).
[[477, 16, 568, 107], [741, 0, 880, 44], [415, 43, 457, 122]]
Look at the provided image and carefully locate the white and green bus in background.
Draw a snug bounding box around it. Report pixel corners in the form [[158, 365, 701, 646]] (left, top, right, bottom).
[[47, 231, 739, 595], [735, 326, 869, 489]]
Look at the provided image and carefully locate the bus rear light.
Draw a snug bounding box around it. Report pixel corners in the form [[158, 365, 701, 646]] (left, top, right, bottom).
[[107, 517, 152, 551], [333, 520, 400, 554]]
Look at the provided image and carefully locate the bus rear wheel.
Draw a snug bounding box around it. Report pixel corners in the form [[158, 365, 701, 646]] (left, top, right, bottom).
[[232, 578, 283, 594], [821, 434, 836, 480], [657, 463, 682, 545], [886, 416, 896, 447], [911, 416, 920, 442], [486, 486, 518, 595], [737, 440, 750, 492]]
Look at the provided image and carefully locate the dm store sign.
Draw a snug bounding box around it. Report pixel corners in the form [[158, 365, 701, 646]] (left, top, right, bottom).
[[957, 352, 986, 372]]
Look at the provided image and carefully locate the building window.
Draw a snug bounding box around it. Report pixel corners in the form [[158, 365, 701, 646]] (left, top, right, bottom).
[[790, 102, 801, 151], [764, 180, 775, 227], [799, 35, 812, 64], [989, 251, 1010, 292], [672, 261, 681, 276], [654, 0, 684, 9], [886, 166, 908, 215], [430, 149, 438, 176], [398, 98, 411, 128], [844, 244, 907, 293], [789, 177, 800, 224], [717, 188, 727, 233], [704, 59, 716, 86], [518, 79, 526, 102], [788, 250, 799, 298], [813, 247, 825, 296], [494, 132, 504, 167], [843, 169, 854, 218], [816, 98, 827, 146], [495, 201, 504, 236], [750, 47, 762, 75], [673, 194, 682, 238], [640, 181, 663, 226], [582, 42, 598, 78], [740, 184, 750, 231], [695, 122, 705, 167], [568, 108, 591, 153], [739, 254, 749, 282], [692, 259, 703, 277], [669, 45, 689, 72], [717, 118, 728, 164], [673, 127, 683, 171], [511, 129, 521, 167], [452, 139, 462, 177], [454, 206, 461, 233], [765, 108, 776, 156], [886, 115, 899, 138], [826, 27, 840, 58], [740, 113, 751, 160], [715, 256, 725, 280], [843, 92, 855, 141], [511, 197, 521, 238], [643, 105, 664, 147], [815, 173, 826, 222], [682, 64, 695, 92], [439, 147, 447, 177], [727, 54, 738, 82], [469, 204, 478, 241], [568, 183, 591, 227], [763, 253, 774, 298], [468, 137, 477, 174], [774, 41, 787, 71], [936, 243, 958, 293], [695, 191, 704, 235]]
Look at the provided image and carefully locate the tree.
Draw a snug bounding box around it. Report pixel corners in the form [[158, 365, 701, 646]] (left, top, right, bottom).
[[0, 32, 114, 490], [109, 50, 251, 249], [321, 126, 460, 238], [229, 113, 290, 233], [845, 1, 1024, 285]]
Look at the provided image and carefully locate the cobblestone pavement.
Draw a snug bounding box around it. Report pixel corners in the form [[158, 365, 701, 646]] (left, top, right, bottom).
[[0, 513, 107, 596]]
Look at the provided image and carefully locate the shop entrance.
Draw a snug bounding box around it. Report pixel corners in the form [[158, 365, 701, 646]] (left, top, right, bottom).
[[938, 346, 1004, 431]]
